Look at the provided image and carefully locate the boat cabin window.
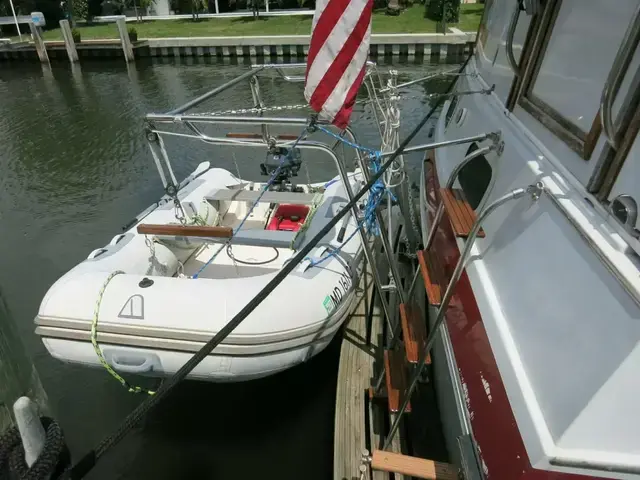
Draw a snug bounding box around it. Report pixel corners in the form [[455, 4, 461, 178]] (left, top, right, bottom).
[[476, 0, 538, 105], [458, 143, 492, 210], [445, 95, 460, 129], [518, 0, 640, 159]]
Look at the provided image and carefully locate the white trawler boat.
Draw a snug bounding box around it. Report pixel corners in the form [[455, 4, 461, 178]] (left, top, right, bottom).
[[415, 0, 640, 479]]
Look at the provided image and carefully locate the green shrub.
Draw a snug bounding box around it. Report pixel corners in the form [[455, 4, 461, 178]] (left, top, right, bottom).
[[127, 26, 138, 41], [426, 0, 460, 23], [71, 27, 81, 42]]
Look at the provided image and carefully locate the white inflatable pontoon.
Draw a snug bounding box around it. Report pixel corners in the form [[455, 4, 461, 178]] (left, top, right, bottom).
[[35, 164, 367, 382]]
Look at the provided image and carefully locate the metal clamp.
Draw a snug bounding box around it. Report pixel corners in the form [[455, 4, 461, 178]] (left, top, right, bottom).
[[600, 2, 640, 150], [359, 449, 372, 480]]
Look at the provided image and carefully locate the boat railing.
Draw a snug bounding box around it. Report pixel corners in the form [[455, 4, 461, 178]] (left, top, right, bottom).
[[600, 2, 640, 149], [383, 182, 545, 450], [145, 63, 411, 331]]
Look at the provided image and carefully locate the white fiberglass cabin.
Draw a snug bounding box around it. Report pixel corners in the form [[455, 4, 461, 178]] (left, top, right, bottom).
[[421, 1, 640, 479]]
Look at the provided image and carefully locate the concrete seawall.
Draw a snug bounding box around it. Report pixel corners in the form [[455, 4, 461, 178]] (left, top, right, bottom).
[[0, 32, 476, 63]]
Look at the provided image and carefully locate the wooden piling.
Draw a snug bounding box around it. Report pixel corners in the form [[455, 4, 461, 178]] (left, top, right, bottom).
[[59, 20, 78, 63], [116, 16, 134, 62], [28, 22, 49, 63], [0, 293, 49, 435]]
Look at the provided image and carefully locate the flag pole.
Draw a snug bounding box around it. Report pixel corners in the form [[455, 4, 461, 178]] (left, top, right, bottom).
[[8, 0, 22, 42]]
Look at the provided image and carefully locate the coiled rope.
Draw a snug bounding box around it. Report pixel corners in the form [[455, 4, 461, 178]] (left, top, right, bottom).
[[0, 418, 69, 480], [305, 127, 395, 268], [91, 270, 156, 395]]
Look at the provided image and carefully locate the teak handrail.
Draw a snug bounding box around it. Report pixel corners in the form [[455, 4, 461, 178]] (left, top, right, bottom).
[[137, 224, 233, 238]]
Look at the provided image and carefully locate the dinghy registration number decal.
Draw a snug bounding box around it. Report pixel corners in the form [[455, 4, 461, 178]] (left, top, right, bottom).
[[323, 272, 352, 315]]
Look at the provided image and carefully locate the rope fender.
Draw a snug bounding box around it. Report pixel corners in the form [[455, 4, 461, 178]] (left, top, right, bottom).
[[0, 418, 69, 480]]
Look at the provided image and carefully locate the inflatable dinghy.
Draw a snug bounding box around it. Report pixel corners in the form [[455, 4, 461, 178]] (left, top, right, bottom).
[[35, 164, 368, 382]]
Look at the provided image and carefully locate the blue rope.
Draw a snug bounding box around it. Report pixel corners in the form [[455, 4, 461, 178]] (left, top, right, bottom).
[[306, 134, 394, 268], [317, 126, 379, 155], [192, 129, 307, 279]]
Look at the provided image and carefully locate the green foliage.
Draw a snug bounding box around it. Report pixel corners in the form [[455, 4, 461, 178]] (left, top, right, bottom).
[[71, 26, 81, 41], [72, 0, 89, 20], [127, 25, 137, 39], [190, 0, 205, 19], [426, 0, 460, 23]]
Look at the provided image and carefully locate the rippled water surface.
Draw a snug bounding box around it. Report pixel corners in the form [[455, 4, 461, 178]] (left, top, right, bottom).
[[0, 59, 454, 479]]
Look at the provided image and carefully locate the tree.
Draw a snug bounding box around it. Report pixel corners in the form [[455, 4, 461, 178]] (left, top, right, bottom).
[[191, 0, 204, 20], [72, 0, 88, 21], [426, 0, 461, 23], [132, 0, 152, 20]]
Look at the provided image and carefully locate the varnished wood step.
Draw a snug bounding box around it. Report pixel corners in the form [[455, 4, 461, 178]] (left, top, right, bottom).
[[417, 249, 445, 306], [384, 350, 411, 413], [399, 302, 432, 365], [371, 450, 458, 480], [439, 187, 485, 238]]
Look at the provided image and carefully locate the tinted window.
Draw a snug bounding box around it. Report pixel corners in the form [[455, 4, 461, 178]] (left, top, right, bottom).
[[458, 143, 492, 210]]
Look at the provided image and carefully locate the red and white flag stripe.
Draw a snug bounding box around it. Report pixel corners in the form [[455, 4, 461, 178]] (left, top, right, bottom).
[[304, 0, 373, 128]]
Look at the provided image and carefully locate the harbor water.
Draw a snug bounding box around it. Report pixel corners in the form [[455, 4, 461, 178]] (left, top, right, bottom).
[[0, 59, 454, 479]]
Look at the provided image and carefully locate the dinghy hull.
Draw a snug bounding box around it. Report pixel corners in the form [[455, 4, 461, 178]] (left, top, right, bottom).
[[35, 166, 367, 382]]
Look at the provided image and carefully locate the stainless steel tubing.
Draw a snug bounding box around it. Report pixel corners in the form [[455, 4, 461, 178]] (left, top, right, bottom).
[[146, 114, 329, 126], [168, 66, 265, 115], [600, 2, 640, 149], [380, 132, 498, 158], [505, 0, 523, 76], [424, 144, 496, 251], [342, 128, 406, 307], [379, 69, 460, 93]]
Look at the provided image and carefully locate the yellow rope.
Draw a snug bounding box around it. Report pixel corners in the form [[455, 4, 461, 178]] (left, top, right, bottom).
[[91, 271, 155, 395], [289, 195, 322, 250]]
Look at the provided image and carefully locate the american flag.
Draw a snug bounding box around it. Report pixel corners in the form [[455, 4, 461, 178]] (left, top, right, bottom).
[[304, 0, 373, 128]]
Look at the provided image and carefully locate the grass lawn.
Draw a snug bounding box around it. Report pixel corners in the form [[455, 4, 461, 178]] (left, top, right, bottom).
[[35, 3, 482, 41]]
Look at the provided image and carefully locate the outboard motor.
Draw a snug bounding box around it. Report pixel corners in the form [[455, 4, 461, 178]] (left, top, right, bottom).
[[260, 147, 302, 189]]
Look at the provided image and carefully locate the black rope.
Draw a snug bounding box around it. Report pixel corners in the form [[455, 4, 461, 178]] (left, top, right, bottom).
[[226, 244, 280, 265], [0, 418, 69, 480], [62, 54, 473, 480]]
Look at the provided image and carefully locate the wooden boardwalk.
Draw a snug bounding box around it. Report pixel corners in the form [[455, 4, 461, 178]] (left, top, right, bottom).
[[334, 256, 407, 480], [334, 268, 381, 480]]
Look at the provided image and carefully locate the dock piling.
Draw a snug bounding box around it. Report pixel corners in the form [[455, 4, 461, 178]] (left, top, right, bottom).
[[116, 16, 134, 62], [28, 21, 49, 63], [59, 20, 78, 63], [13, 397, 45, 467]]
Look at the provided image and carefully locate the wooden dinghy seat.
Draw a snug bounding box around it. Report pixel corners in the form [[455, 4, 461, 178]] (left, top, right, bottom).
[[136, 223, 299, 249]]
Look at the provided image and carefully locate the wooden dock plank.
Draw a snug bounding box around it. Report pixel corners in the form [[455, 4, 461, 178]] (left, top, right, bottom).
[[334, 266, 386, 480], [368, 288, 388, 480], [371, 450, 459, 480]]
